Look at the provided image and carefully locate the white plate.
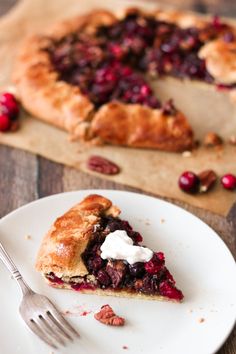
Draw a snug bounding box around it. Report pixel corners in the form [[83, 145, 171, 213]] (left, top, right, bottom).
[[0, 190, 235, 354]]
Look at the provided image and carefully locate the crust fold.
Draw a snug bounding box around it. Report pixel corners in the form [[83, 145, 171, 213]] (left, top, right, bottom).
[[91, 102, 194, 152], [35, 194, 120, 277]]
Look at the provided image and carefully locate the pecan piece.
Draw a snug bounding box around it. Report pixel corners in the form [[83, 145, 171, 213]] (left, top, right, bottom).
[[94, 304, 125, 326], [87, 155, 120, 175], [198, 170, 217, 193], [204, 132, 223, 147]]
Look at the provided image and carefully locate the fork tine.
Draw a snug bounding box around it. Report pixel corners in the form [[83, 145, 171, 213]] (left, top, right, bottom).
[[48, 305, 80, 337], [25, 318, 58, 349], [37, 315, 66, 346], [45, 311, 73, 341]]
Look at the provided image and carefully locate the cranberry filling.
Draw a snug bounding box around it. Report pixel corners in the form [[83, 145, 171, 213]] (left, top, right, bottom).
[[86, 216, 183, 300], [45, 216, 183, 301], [71, 283, 96, 291], [46, 273, 64, 285], [48, 12, 234, 112]]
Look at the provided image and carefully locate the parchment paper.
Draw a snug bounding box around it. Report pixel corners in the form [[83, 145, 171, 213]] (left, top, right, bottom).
[[0, 0, 235, 215]]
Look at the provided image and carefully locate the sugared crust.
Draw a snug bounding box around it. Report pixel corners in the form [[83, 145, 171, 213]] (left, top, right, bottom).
[[91, 102, 194, 151], [35, 194, 120, 277], [199, 38, 236, 85]]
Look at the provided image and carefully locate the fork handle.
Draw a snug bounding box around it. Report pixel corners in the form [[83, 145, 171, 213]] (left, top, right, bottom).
[[0, 241, 32, 295]]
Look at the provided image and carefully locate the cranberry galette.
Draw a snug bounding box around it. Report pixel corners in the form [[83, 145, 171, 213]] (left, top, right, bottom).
[[14, 8, 236, 151], [36, 194, 183, 302]]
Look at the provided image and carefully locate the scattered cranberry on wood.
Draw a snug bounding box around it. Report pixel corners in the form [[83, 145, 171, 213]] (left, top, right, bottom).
[[179, 170, 236, 194], [221, 174, 236, 190], [0, 92, 20, 132], [178, 171, 200, 194]]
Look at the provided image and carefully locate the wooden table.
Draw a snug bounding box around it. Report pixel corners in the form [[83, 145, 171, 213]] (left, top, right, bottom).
[[0, 1, 235, 353]]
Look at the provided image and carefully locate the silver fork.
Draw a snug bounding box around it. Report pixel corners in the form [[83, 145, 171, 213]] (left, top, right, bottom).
[[0, 241, 79, 349]]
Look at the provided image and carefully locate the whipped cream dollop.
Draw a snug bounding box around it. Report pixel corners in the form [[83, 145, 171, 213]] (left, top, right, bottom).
[[100, 230, 153, 265]]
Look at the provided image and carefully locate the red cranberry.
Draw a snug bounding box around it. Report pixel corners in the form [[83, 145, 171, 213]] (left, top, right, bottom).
[[140, 84, 152, 97], [221, 174, 236, 190], [178, 171, 200, 194], [144, 256, 163, 275], [212, 15, 227, 31], [0, 92, 19, 119], [159, 280, 183, 301], [155, 252, 165, 262], [0, 114, 11, 132], [120, 66, 133, 77], [110, 43, 124, 59], [47, 273, 64, 285], [71, 283, 95, 291]]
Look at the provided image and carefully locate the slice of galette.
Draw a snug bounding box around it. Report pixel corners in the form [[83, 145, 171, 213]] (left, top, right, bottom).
[[35, 194, 183, 302]]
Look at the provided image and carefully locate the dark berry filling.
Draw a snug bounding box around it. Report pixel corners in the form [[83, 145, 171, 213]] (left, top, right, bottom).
[[45, 216, 183, 301], [47, 12, 235, 111]]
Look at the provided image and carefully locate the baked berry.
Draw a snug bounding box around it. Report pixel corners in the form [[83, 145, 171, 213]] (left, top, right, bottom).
[[0, 114, 11, 132], [159, 280, 183, 301], [155, 252, 165, 262], [221, 174, 236, 190], [97, 270, 111, 287], [88, 256, 104, 272], [144, 254, 163, 275], [178, 171, 200, 194], [129, 262, 145, 277], [0, 92, 19, 119], [46, 272, 64, 285]]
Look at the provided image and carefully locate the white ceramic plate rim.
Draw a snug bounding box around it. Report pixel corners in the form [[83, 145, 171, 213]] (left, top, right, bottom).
[[0, 189, 235, 354]]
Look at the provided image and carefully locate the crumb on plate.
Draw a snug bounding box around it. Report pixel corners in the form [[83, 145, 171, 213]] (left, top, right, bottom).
[[24, 235, 32, 240], [94, 304, 125, 326], [198, 318, 205, 323], [182, 151, 192, 158]]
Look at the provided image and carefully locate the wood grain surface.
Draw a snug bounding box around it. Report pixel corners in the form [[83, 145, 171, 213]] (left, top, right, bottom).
[[0, 1, 235, 353]]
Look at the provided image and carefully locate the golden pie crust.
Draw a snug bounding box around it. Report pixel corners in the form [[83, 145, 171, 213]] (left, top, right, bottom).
[[35, 194, 120, 277]]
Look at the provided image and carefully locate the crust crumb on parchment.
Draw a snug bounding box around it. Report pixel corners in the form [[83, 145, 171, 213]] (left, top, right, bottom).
[[24, 234, 32, 240], [198, 317, 205, 323]]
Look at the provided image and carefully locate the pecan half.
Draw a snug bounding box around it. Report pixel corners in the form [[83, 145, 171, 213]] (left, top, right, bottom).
[[94, 304, 125, 326], [87, 155, 120, 175], [198, 170, 217, 193], [204, 132, 223, 147]]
